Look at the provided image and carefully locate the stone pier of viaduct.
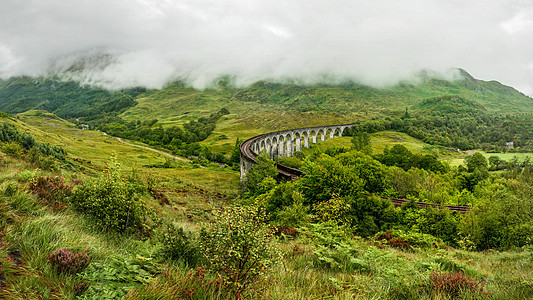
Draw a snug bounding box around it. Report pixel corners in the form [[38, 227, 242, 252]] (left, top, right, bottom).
[[240, 124, 354, 181]]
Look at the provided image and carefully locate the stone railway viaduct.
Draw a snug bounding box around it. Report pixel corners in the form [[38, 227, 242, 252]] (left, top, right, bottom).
[[239, 123, 472, 213], [240, 124, 354, 181]]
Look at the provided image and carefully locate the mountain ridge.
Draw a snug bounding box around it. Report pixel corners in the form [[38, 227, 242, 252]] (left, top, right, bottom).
[[0, 68, 531, 127]]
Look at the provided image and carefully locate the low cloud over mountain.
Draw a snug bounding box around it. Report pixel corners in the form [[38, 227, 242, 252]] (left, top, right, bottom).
[[1, 0, 532, 94]]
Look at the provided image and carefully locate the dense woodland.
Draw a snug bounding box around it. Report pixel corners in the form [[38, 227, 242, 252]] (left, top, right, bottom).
[[249, 135, 533, 249]]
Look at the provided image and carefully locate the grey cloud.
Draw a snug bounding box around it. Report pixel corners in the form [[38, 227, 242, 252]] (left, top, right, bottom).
[[0, 0, 532, 95]]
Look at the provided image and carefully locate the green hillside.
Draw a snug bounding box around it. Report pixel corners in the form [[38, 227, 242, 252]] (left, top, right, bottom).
[[0, 69, 532, 130], [0, 76, 145, 119], [228, 69, 533, 114]]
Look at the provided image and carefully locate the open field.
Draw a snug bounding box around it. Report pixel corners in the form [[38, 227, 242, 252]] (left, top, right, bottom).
[[448, 151, 533, 167]]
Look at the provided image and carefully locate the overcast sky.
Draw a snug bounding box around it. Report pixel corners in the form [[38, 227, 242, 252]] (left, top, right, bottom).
[[1, 0, 532, 95]]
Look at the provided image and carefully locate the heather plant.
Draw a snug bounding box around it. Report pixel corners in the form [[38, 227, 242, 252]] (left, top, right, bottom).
[[28, 176, 72, 210], [48, 247, 90, 274], [429, 270, 488, 298], [199, 206, 280, 298]]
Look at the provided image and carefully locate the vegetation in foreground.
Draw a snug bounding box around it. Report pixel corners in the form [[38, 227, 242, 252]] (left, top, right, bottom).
[[0, 113, 531, 300]]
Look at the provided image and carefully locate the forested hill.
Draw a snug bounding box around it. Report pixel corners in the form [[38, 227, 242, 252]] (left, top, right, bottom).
[[0, 69, 532, 121], [0, 76, 146, 119]]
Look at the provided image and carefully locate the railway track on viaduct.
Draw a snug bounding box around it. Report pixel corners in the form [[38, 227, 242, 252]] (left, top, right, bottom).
[[239, 124, 472, 213]]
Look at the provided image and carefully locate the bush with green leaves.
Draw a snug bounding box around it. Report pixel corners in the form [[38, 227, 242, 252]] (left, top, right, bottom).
[[70, 166, 150, 234], [298, 154, 364, 205], [460, 176, 533, 249], [0, 122, 67, 162], [274, 193, 309, 228], [314, 195, 399, 237], [254, 181, 309, 227], [242, 152, 278, 198], [161, 224, 202, 266], [398, 202, 460, 245], [199, 206, 280, 298], [336, 151, 388, 193], [2, 142, 24, 158]]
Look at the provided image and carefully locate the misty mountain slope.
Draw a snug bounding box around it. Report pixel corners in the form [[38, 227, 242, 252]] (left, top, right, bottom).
[[118, 81, 272, 125], [0, 77, 144, 119], [122, 70, 533, 127], [231, 71, 533, 114], [0, 69, 531, 130]]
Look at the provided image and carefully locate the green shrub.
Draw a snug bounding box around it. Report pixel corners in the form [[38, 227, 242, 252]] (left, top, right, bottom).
[[2, 142, 24, 158], [460, 178, 533, 250], [242, 153, 278, 198], [161, 224, 202, 266], [275, 193, 309, 228], [298, 154, 364, 205], [255, 182, 309, 227], [199, 206, 280, 297], [70, 167, 149, 234], [399, 205, 460, 245], [314, 195, 399, 238], [16, 169, 39, 182], [306, 223, 367, 272]]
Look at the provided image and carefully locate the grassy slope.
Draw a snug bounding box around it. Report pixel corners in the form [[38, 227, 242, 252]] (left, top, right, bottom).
[[10, 112, 239, 214], [1, 111, 532, 299], [120, 70, 532, 120], [0, 77, 141, 118], [300, 131, 466, 162]]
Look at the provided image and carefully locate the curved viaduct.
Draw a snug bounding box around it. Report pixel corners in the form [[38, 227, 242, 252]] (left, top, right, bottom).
[[240, 124, 354, 181], [239, 124, 472, 213]]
